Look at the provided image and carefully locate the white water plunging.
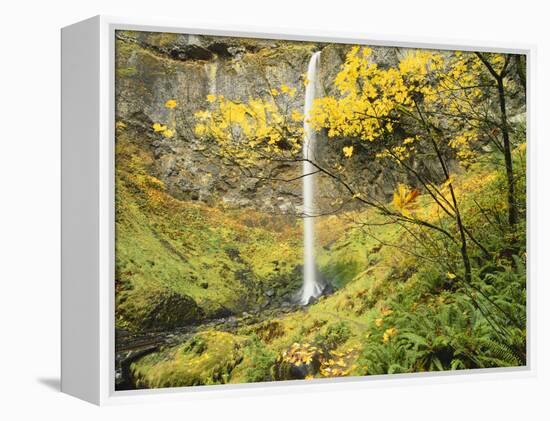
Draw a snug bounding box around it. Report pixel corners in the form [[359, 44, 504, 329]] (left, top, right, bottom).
[[300, 51, 323, 305]]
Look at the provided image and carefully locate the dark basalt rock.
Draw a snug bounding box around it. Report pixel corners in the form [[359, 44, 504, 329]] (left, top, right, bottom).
[[321, 282, 334, 296], [141, 291, 204, 330], [211, 306, 234, 319], [273, 347, 324, 380], [115, 32, 450, 213]]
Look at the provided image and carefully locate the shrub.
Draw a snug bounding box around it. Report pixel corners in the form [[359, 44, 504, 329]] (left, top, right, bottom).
[[315, 321, 352, 350], [242, 336, 277, 383]]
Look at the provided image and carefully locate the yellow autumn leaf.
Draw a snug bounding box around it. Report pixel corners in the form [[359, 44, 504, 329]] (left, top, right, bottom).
[[152, 123, 167, 132], [343, 145, 354, 158], [194, 123, 206, 137], [280, 84, 296, 97], [392, 183, 420, 215], [291, 110, 304, 122], [447, 272, 457, 279], [164, 99, 177, 109], [162, 129, 175, 138], [270, 88, 279, 96], [206, 94, 217, 103], [383, 327, 398, 344]]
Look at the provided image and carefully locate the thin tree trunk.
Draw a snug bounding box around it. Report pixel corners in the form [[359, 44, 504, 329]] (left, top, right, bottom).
[[431, 138, 472, 283], [515, 55, 527, 97], [476, 52, 518, 228], [496, 77, 518, 227], [413, 99, 474, 283]]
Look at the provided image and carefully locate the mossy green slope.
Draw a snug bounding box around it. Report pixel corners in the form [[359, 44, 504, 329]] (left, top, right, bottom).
[[129, 143, 526, 387], [115, 126, 303, 331], [132, 331, 245, 388]]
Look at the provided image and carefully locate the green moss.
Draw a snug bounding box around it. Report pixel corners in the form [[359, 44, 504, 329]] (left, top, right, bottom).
[[116, 66, 137, 78], [132, 331, 244, 388], [147, 32, 179, 47], [249, 42, 317, 62], [231, 335, 277, 383], [115, 127, 304, 331], [314, 321, 352, 350]]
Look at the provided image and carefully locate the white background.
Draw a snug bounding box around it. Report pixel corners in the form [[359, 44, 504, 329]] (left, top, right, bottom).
[[0, 0, 548, 419]]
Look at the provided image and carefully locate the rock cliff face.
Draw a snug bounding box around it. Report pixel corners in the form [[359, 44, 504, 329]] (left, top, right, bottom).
[[115, 31, 403, 213]]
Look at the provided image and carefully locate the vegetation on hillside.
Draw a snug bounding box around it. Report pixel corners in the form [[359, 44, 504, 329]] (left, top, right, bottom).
[[115, 38, 527, 389]]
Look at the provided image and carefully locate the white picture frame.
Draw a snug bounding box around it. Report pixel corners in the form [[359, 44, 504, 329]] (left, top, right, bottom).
[[61, 15, 535, 405]]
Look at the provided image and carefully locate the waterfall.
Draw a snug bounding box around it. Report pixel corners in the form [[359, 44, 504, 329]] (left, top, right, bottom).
[[205, 61, 218, 95], [300, 51, 322, 305]]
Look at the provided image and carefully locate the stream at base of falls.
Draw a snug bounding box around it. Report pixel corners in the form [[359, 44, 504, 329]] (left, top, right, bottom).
[[115, 302, 304, 390]]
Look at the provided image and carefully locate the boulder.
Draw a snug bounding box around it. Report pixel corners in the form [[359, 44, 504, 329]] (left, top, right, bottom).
[[140, 290, 204, 330]]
